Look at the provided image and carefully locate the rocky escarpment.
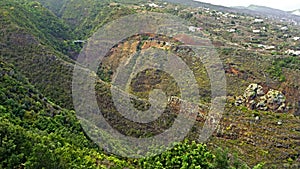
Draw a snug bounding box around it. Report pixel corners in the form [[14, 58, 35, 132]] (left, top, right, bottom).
[[235, 83, 288, 112]]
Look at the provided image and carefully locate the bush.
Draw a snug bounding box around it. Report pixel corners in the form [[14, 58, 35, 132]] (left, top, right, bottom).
[[139, 140, 215, 169]]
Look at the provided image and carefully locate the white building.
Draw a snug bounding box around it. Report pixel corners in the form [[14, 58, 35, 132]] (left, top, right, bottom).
[[257, 44, 275, 50], [228, 28, 236, 33], [254, 19, 264, 23], [148, 3, 159, 8], [281, 26, 289, 31], [286, 49, 300, 56], [265, 45, 275, 50], [188, 26, 202, 32], [293, 37, 300, 41], [253, 30, 261, 33]]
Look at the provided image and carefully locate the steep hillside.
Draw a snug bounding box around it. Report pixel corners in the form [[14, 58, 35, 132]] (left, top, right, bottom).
[[0, 0, 76, 54], [1, 0, 300, 168], [0, 59, 246, 169], [0, 0, 140, 108], [0, 0, 78, 108], [0, 60, 135, 168], [95, 31, 300, 168], [74, 1, 300, 167], [34, 0, 69, 16], [37, 0, 137, 38]]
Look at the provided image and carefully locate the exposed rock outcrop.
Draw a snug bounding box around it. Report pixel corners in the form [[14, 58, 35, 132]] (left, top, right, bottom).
[[235, 83, 287, 112]]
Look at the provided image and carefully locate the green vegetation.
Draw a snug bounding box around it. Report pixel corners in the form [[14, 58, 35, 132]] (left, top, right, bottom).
[[267, 56, 300, 82], [44, 0, 136, 39], [139, 140, 254, 169], [139, 141, 215, 169], [0, 60, 261, 168], [0, 60, 133, 168], [0, 60, 251, 168], [0, 0, 75, 55], [1, 0, 300, 168], [0, 0, 77, 109]]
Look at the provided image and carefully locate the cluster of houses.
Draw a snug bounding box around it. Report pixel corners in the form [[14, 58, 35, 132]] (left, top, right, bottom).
[[107, 1, 300, 57], [142, 2, 168, 8], [225, 17, 299, 54]]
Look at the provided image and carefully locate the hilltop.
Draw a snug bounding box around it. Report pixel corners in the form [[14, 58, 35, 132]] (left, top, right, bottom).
[[290, 9, 300, 16]]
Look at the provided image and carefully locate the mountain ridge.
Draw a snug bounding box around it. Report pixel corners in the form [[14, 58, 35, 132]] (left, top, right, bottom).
[[231, 4, 300, 24], [290, 9, 300, 16]]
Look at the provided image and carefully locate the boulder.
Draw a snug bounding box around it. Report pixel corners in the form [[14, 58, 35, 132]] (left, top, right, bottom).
[[243, 83, 265, 102], [243, 83, 259, 101], [265, 89, 286, 111]]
